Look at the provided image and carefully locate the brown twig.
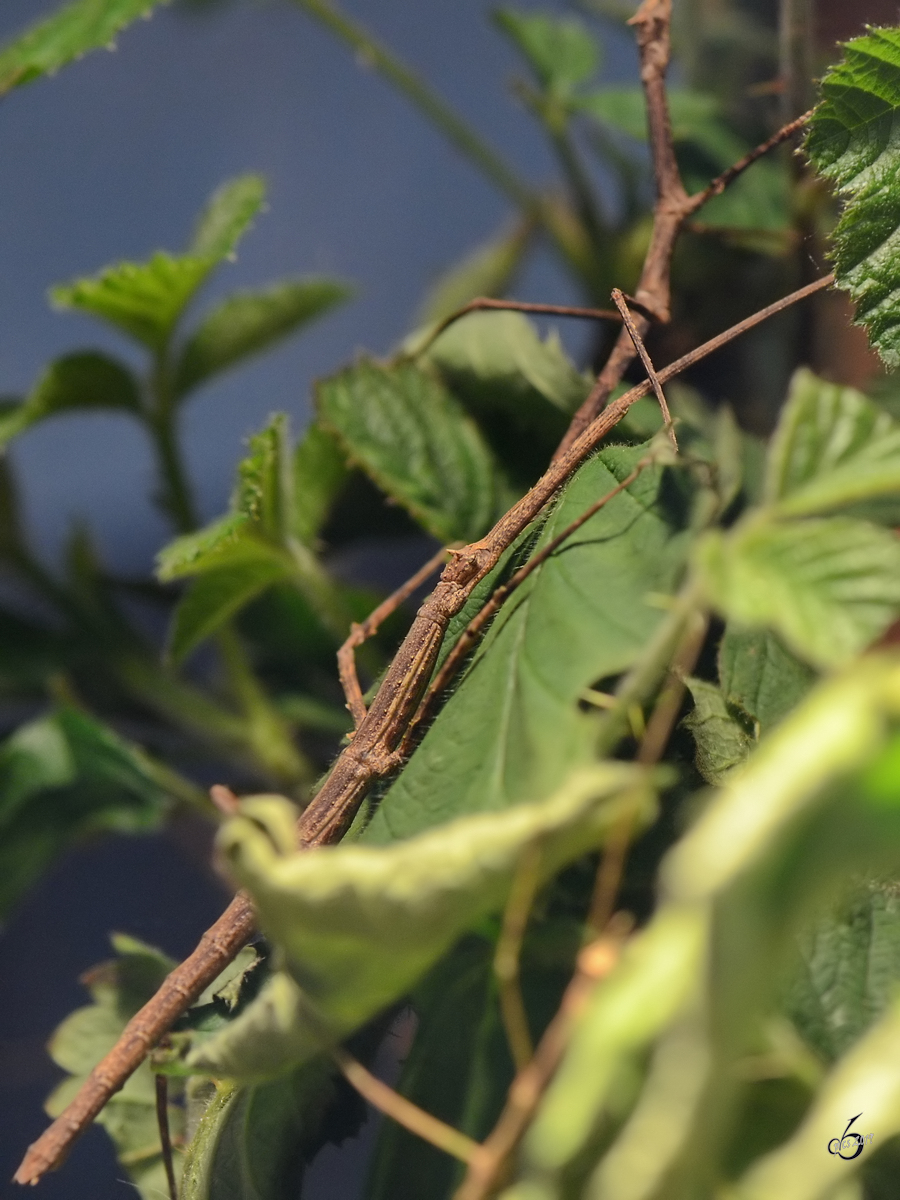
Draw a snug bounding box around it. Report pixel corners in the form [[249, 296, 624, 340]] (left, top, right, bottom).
[[414, 297, 624, 359], [12, 270, 833, 1191], [155, 1075, 178, 1200], [209, 785, 240, 817], [333, 1046, 479, 1163], [684, 109, 813, 216], [338, 546, 451, 728], [494, 840, 544, 1072], [612, 288, 677, 449], [453, 924, 629, 1200]]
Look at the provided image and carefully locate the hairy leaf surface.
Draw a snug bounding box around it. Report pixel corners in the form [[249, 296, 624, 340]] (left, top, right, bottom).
[[365, 445, 691, 842], [695, 516, 900, 669], [806, 28, 900, 366], [718, 627, 816, 733], [0, 0, 170, 96], [766, 369, 900, 517], [317, 359, 511, 542]]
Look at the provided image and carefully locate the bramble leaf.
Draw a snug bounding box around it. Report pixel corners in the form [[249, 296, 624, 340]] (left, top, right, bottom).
[[0, 0, 170, 97], [45, 934, 183, 1200], [365, 444, 691, 841], [50, 176, 265, 351], [316, 359, 512, 542], [683, 677, 754, 784], [291, 422, 349, 546], [168, 559, 290, 663], [718, 626, 816, 733], [0, 352, 141, 448], [494, 10, 599, 95], [766, 369, 900, 517], [174, 278, 351, 396], [806, 28, 900, 367], [189, 766, 652, 1079], [0, 708, 169, 917], [695, 516, 900, 669]]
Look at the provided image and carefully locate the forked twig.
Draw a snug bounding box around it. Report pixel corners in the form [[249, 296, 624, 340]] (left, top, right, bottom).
[[333, 1046, 479, 1163], [612, 288, 677, 449], [338, 546, 450, 728], [414, 297, 625, 359], [12, 271, 833, 1191]]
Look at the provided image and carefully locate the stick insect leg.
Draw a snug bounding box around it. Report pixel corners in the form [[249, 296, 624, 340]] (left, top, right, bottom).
[[612, 288, 678, 450], [338, 546, 451, 729]]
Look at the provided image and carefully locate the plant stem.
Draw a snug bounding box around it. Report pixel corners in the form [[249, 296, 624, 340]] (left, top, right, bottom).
[[148, 353, 196, 534], [292, 0, 535, 213]]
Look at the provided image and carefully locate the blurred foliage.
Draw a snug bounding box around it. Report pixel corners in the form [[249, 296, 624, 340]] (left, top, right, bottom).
[[5, 1, 900, 1198]]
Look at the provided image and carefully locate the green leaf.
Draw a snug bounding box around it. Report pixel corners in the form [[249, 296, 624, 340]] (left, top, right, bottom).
[[189, 766, 652, 1079], [316, 359, 511, 542], [732, 995, 900, 1199], [786, 881, 900, 1063], [50, 175, 266, 351], [168, 559, 291, 663], [180, 1059, 353, 1200], [415, 222, 532, 327], [0, 0, 170, 97], [695, 516, 900, 669], [683, 678, 754, 784], [0, 708, 169, 916], [424, 310, 590, 415], [494, 10, 599, 95], [235, 413, 291, 539], [187, 175, 266, 262], [765, 368, 900, 517], [45, 934, 184, 1200], [174, 278, 351, 396], [718, 627, 816, 734], [0, 352, 141, 447], [806, 28, 900, 367], [579, 86, 721, 147], [291, 421, 349, 546], [364, 445, 692, 842]]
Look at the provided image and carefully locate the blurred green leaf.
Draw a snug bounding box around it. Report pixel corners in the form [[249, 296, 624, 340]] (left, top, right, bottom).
[[174, 278, 352, 396], [416, 221, 532, 326], [157, 513, 260, 580], [683, 677, 753, 784], [45, 933, 183, 1200], [291, 421, 349, 546], [787, 881, 900, 1063], [695, 516, 900, 669], [494, 10, 599, 95], [0, 0, 171, 97], [806, 28, 900, 367], [189, 766, 652, 1079], [579, 86, 721, 147], [365, 445, 691, 842], [187, 175, 266, 261], [765, 369, 900, 518], [50, 176, 265, 351], [0, 708, 170, 916], [0, 352, 141, 448], [168, 559, 290, 663], [316, 359, 511, 542], [718, 626, 816, 733]]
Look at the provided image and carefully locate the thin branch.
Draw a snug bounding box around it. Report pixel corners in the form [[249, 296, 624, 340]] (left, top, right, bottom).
[[333, 1047, 479, 1163], [155, 1074, 178, 1200], [612, 288, 677, 449], [14, 272, 834, 1187], [556, 0, 688, 457], [291, 0, 535, 212], [494, 840, 545, 1072], [339, 546, 450, 728], [685, 109, 813, 216], [453, 925, 628, 1200], [414, 297, 624, 360]]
